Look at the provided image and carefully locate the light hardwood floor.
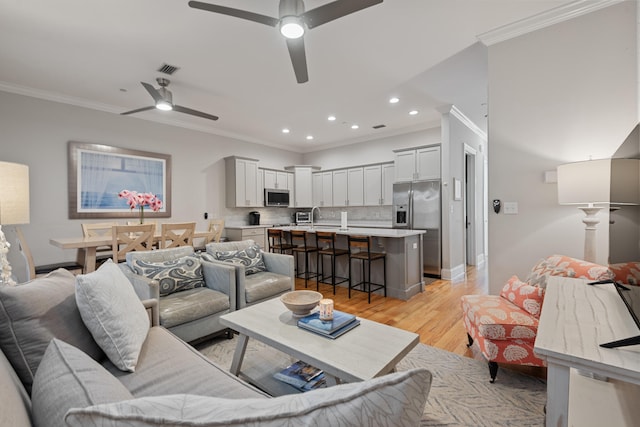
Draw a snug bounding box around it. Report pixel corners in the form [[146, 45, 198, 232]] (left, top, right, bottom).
[[295, 265, 488, 358]]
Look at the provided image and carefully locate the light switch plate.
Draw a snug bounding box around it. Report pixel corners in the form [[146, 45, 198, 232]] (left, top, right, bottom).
[[504, 202, 518, 214]]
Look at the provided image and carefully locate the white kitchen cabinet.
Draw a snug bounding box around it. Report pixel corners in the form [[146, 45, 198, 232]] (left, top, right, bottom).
[[332, 169, 348, 207], [225, 156, 261, 208], [363, 163, 395, 206], [312, 171, 333, 207], [394, 145, 440, 181], [262, 169, 291, 190], [347, 167, 364, 206], [286, 166, 316, 208]]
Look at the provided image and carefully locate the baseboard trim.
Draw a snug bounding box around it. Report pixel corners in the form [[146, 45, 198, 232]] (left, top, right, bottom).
[[441, 264, 466, 281]]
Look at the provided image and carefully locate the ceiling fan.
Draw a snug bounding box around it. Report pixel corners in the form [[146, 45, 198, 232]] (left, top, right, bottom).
[[188, 0, 383, 84], [121, 78, 219, 121]]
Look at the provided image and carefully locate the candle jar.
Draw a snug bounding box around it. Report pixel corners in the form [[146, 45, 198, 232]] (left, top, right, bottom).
[[319, 298, 334, 321]]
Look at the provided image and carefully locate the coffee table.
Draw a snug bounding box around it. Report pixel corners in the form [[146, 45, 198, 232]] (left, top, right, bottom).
[[219, 298, 419, 396]]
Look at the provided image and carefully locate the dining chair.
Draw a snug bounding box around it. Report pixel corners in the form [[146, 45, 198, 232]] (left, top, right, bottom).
[[207, 219, 225, 243], [112, 224, 156, 263], [160, 222, 196, 249], [13, 227, 82, 281], [81, 221, 117, 266]]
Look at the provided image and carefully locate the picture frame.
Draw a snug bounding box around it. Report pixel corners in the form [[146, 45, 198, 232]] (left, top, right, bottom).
[[68, 141, 171, 219], [454, 178, 462, 201]]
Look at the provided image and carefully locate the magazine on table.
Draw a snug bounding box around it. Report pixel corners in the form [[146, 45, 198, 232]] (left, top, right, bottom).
[[273, 360, 323, 389], [297, 310, 357, 335]]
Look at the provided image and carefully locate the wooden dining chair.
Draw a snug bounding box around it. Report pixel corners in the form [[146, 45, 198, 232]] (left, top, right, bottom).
[[207, 219, 225, 243], [112, 224, 155, 263], [81, 221, 117, 266], [160, 222, 196, 249]]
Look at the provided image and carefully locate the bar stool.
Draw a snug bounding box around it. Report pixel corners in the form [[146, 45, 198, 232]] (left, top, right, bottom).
[[267, 228, 296, 254], [348, 235, 387, 303], [315, 231, 349, 294], [290, 230, 318, 288]]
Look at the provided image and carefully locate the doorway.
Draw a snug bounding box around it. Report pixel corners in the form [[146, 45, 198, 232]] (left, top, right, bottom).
[[464, 145, 477, 266]]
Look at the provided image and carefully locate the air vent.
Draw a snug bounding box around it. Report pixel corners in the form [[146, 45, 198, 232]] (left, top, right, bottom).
[[372, 124, 386, 129], [157, 63, 180, 75]]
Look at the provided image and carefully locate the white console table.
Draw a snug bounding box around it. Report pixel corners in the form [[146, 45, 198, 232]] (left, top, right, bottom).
[[535, 277, 640, 427]]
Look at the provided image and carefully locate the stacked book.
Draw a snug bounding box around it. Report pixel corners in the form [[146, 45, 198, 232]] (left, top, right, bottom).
[[296, 310, 360, 339], [273, 360, 326, 391]]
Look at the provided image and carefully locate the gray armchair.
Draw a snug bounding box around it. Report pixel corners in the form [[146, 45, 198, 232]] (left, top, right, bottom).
[[118, 246, 236, 343], [204, 239, 294, 309]]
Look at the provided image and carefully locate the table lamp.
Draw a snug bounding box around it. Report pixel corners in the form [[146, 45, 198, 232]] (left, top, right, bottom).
[[557, 158, 639, 263], [0, 161, 30, 286]]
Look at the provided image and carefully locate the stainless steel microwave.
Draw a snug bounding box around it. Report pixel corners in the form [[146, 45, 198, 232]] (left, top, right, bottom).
[[264, 188, 290, 207]]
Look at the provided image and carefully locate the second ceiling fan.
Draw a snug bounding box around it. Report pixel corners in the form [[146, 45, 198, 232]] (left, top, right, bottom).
[[188, 0, 383, 84]]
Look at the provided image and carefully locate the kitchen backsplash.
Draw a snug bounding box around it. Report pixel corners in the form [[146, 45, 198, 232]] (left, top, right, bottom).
[[225, 206, 392, 227]]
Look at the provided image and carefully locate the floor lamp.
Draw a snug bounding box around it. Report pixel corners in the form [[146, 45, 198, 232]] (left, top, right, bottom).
[[0, 161, 30, 286], [557, 159, 639, 263]]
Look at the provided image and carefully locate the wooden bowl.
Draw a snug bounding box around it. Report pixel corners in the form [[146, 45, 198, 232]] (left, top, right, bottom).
[[280, 290, 323, 317]]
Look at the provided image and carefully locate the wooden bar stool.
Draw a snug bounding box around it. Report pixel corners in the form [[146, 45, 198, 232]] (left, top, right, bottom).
[[315, 231, 349, 294], [267, 228, 296, 254], [348, 235, 387, 303], [290, 230, 318, 288]]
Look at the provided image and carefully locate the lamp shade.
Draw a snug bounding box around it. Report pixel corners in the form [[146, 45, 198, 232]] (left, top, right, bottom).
[[557, 159, 640, 206], [0, 161, 30, 225]]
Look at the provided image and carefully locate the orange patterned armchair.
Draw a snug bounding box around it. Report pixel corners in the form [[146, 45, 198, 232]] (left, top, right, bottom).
[[461, 255, 613, 382]]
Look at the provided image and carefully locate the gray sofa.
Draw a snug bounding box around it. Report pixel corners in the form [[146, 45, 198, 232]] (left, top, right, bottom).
[[204, 239, 294, 309], [0, 266, 432, 427], [118, 246, 236, 343]]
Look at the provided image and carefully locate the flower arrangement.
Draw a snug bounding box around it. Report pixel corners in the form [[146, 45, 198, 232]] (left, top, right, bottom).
[[118, 190, 163, 224]]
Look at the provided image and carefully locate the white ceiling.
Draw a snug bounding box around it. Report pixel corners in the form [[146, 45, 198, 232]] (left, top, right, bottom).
[[0, 0, 578, 153]]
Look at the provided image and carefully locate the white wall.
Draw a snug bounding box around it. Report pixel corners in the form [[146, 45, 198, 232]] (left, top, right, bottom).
[[0, 90, 303, 267], [487, 2, 638, 294]]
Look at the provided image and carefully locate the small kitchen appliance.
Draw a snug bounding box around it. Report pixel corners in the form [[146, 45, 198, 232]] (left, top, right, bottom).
[[248, 211, 261, 225]]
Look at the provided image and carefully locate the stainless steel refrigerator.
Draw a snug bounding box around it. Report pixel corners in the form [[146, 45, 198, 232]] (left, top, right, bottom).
[[392, 180, 441, 277]]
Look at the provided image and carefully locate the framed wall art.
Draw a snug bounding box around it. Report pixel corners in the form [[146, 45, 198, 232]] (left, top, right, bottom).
[[68, 141, 171, 219]]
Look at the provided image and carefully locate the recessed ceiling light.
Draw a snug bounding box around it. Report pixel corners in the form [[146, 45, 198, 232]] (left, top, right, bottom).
[[306, 135, 314, 140], [327, 115, 336, 121], [282, 128, 290, 134], [409, 110, 418, 116], [351, 124, 359, 129], [389, 97, 399, 104]]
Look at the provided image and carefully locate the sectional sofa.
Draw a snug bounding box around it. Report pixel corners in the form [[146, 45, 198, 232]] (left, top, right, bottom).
[[0, 261, 432, 426]]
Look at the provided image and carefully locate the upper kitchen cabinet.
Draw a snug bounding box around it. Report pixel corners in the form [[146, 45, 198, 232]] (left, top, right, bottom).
[[285, 166, 318, 208], [363, 163, 395, 206], [225, 156, 261, 208], [312, 171, 333, 207], [262, 169, 292, 190], [394, 145, 441, 182], [333, 167, 364, 207]]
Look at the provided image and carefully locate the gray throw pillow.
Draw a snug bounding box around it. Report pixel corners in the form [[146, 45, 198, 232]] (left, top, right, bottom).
[[76, 259, 149, 372], [129, 255, 205, 296], [214, 245, 267, 275], [32, 339, 133, 427], [65, 368, 432, 427], [0, 268, 103, 394]]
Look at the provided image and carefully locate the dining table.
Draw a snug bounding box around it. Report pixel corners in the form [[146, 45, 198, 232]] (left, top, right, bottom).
[[50, 230, 215, 273]]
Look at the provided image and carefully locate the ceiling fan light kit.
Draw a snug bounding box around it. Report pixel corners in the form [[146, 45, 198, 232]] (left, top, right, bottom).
[[188, 0, 383, 84]]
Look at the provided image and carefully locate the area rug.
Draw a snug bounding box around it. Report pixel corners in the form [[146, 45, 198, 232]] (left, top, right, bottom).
[[196, 337, 546, 426]]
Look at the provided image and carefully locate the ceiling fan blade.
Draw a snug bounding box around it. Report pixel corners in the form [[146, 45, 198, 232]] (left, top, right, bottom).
[[301, 0, 382, 29], [188, 1, 279, 27], [173, 105, 219, 121], [141, 82, 164, 104], [121, 106, 155, 115], [286, 37, 308, 84]]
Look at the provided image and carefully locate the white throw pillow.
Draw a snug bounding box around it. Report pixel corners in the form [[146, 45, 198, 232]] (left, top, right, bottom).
[[65, 368, 432, 427], [76, 259, 149, 372]]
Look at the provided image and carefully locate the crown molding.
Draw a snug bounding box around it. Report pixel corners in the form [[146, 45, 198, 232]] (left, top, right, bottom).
[[438, 104, 488, 141], [478, 0, 624, 46]]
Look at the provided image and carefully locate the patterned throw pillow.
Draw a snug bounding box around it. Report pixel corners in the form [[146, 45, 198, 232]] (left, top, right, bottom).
[[130, 255, 205, 296], [609, 262, 640, 285], [525, 254, 614, 289], [214, 245, 267, 275], [500, 275, 545, 318]]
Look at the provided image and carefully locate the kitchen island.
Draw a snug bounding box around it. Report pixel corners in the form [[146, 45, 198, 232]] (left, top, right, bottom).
[[272, 225, 425, 300]]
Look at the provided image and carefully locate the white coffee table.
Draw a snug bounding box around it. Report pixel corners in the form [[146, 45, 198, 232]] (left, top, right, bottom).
[[220, 298, 419, 396]]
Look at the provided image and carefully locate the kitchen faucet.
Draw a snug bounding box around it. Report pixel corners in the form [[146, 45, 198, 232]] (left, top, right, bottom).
[[311, 206, 320, 230]]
